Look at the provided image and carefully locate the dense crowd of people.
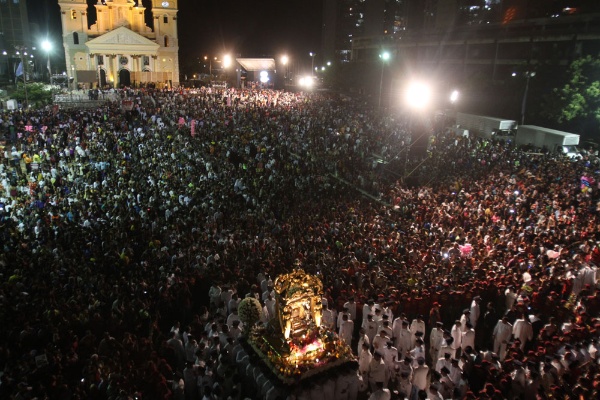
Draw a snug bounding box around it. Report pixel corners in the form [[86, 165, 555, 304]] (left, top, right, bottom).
[[0, 86, 599, 400]]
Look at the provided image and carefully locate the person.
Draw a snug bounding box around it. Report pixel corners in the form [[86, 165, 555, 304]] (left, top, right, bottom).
[[322, 303, 337, 331], [367, 351, 389, 392], [469, 296, 481, 329], [512, 313, 533, 350], [368, 381, 391, 400], [430, 321, 444, 364], [382, 341, 398, 376], [435, 352, 452, 374], [410, 339, 426, 367], [357, 327, 370, 355], [358, 342, 373, 376], [344, 297, 358, 322], [410, 315, 426, 346], [461, 322, 476, 353], [492, 316, 512, 361], [393, 319, 412, 358], [339, 313, 354, 346], [450, 320, 463, 358], [363, 314, 379, 345], [460, 309, 471, 333], [412, 357, 429, 392], [373, 330, 391, 352]]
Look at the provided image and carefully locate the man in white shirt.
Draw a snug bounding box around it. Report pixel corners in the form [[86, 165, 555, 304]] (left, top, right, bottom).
[[469, 296, 481, 328], [344, 297, 357, 322], [409, 339, 426, 367], [363, 299, 375, 323], [393, 320, 412, 357], [368, 382, 391, 400], [339, 314, 354, 346], [410, 315, 426, 346], [373, 330, 391, 352], [338, 307, 351, 331], [363, 314, 379, 345], [492, 316, 512, 361], [461, 322, 476, 353], [430, 321, 445, 364], [450, 320, 463, 358], [436, 352, 453, 373], [411, 357, 429, 391], [322, 303, 337, 331], [512, 313, 533, 350], [367, 351, 389, 391]]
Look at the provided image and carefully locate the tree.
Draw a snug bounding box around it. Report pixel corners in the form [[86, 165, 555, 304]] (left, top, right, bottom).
[[11, 82, 55, 108], [543, 55, 600, 129]]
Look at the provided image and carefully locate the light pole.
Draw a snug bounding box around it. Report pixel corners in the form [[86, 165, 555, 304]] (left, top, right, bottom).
[[281, 55, 288, 84], [204, 56, 217, 80], [14, 46, 29, 107], [41, 39, 52, 84], [379, 51, 390, 108], [223, 54, 232, 86], [309, 52, 315, 77], [2, 50, 8, 83], [521, 71, 536, 125]]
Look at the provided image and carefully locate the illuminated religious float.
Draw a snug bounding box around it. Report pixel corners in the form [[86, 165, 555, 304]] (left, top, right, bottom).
[[242, 268, 356, 386]]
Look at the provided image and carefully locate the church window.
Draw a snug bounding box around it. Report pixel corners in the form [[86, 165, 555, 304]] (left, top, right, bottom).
[[163, 15, 168, 24], [73, 32, 79, 45], [164, 36, 169, 47], [143, 56, 150, 66], [97, 55, 104, 65], [71, 10, 77, 20]]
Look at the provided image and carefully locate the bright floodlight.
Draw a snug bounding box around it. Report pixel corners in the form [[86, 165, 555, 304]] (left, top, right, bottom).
[[223, 54, 232, 68], [41, 40, 52, 52], [259, 71, 269, 83], [281, 55, 289, 65], [405, 81, 432, 110], [380, 51, 390, 61], [450, 90, 459, 103], [299, 75, 314, 88]]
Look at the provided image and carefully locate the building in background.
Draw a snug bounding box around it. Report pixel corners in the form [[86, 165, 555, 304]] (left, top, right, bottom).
[[322, 0, 407, 63], [58, 0, 180, 89], [350, 0, 600, 79], [0, 0, 32, 83]]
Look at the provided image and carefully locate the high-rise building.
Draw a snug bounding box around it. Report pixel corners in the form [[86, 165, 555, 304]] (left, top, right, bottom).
[[0, 0, 32, 81], [322, 0, 408, 62], [58, 0, 180, 89]]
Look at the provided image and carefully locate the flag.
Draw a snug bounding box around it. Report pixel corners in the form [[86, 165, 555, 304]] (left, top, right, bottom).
[[15, 61, 23, 77]]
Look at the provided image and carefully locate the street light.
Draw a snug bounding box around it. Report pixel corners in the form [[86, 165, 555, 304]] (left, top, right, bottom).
[[204, 56, 218, 79], [521, 71, 536, 125], [281, 55, 289, 84], [222, 54, 232, 69], [450, 90, 459, 104], [379, 51, 390, 108], [404, 81, 432, 111], [41, 39, 52, 84]]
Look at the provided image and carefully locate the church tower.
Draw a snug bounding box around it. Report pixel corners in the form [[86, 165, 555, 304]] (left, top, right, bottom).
[[151, 0, 179, 87]]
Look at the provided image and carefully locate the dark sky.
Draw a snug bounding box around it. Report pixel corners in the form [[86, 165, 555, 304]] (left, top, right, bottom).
[[27, 0, 323, 71]]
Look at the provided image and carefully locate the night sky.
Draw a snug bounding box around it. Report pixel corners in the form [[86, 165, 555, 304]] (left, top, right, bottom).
[[27, 0, 323, 71]]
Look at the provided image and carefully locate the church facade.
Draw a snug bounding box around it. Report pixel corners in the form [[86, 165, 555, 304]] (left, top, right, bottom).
[[58, 0, 180, 89]]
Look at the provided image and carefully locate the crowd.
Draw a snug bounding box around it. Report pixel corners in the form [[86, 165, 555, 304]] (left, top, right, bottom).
[[0, 85, 599, 400]]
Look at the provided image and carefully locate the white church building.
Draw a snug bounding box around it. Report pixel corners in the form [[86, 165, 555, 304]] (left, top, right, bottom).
[[58, 0, 180, 88]]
